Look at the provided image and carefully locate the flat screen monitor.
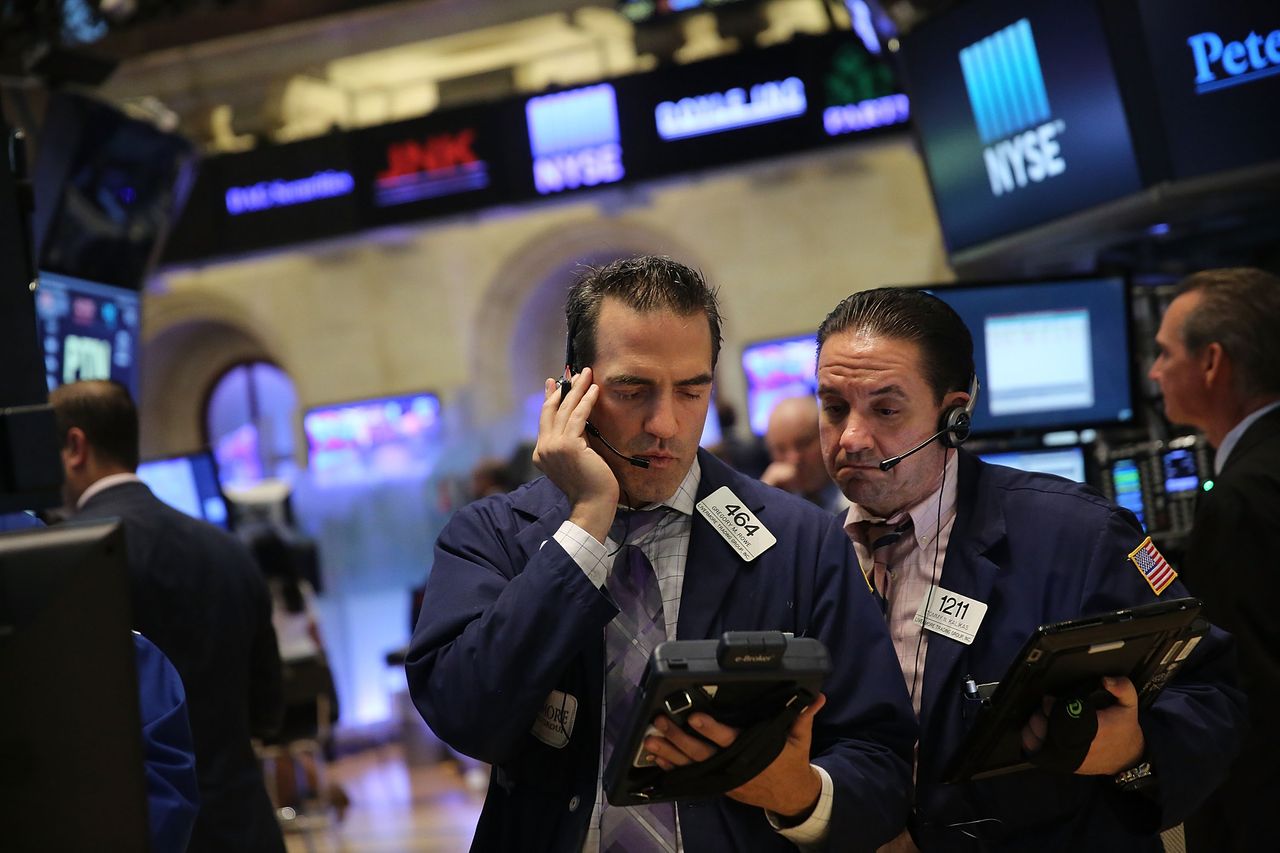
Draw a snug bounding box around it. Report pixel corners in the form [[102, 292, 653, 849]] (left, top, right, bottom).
[[978, 445, 1087, 483], [1110, 458, 1147, 530], [741, 334, 817, 436], [924, 276, 1134, 436], [0, 520, 150, 850], [136, 451, 230, 528], [303, 392, 442, 483], [34, 271, 141, 397], [900, 0, 1143, 252], [1161, 447, 1201, 494]]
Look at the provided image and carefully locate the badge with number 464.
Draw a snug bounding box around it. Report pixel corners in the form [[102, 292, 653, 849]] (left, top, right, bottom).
[[696, 486, 777, 561]]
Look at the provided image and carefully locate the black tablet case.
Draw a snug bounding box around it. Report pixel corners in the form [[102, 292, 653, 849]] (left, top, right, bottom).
[[604, 632, 829, 806], [944, 597, 1206, 783]]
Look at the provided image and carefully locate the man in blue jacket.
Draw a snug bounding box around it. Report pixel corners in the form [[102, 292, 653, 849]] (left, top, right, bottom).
[[814, 287, 1246, 851], [407, 256, 917, 852]]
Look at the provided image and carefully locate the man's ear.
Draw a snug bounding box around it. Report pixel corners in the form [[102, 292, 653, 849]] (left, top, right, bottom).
[[1201, 342, 1227, 391], [62, 427, 89, 469]]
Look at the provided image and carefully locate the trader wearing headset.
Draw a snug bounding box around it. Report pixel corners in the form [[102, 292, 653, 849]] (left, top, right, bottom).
[[815, 287, 1245, 852]]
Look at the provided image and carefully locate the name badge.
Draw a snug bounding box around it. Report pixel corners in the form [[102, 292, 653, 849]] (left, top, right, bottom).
[[696, 486, 777, 562], [913, 585, 987, 645], [531, 690, 577, 748]]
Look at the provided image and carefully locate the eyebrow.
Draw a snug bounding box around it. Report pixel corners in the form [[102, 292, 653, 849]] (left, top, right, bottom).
[[816, 383, 909, 399], [606, 373, 714, 387]]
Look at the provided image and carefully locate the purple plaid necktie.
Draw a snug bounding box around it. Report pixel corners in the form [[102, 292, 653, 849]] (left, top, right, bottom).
[[600, 507, 678, 853]]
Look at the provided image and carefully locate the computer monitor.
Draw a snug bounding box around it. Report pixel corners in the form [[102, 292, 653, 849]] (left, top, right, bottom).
[[978, 445, 1087, 484], [0, 520, 150, 850], [1161, 447, 1200, 495], [1109, 458, 1147, 530], [924, 276, 1134, 436], [34, 271, 142, 397], [137, 450, 230, 528], [741, 334, 817, 436], [303, 392, 442, 483]]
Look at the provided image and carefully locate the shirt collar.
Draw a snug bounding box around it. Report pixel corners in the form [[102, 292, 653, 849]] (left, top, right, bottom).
[[1215, 400, 1280, 475], [843, 451, 960, 549], [77, 472, 143, 509]]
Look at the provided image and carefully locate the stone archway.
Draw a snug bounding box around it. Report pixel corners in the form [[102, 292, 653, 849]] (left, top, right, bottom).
[[139, 290, 282, 459]]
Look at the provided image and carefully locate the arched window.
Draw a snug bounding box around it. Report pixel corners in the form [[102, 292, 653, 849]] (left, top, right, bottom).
[[204, 362, 298, 489]]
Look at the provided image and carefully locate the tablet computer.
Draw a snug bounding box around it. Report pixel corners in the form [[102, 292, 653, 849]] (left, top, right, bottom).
[[604, 631, 829, 806], [944, 597, 1205, 783]]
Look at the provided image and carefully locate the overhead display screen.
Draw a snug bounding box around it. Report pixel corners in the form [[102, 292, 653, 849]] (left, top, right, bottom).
[[164, 32, 908, 263], [350, 102, 513, 223], [34, 272, 141, 397], [901, 0, 1144, 252], [1135, 0, 1280, 179], [924, 276, 1134, 436]]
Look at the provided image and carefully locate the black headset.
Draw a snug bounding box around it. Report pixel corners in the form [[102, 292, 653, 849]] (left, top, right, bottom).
[[557, 317, 651, 469], [939, 373, 980, 448]]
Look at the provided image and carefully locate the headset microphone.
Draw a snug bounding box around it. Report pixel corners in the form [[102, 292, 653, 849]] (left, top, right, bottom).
[[557, 377, 651, 469], [876, 375, 980, 472], [878, 427, 950, 471]]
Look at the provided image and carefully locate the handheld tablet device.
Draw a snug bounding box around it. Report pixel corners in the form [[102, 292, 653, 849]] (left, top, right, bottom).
[[604, 631, 829, 806], [944, 597, 1205, 783]]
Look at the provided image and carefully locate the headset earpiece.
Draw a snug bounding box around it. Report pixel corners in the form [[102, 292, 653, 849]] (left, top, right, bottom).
[[938, 374, 980, 449]]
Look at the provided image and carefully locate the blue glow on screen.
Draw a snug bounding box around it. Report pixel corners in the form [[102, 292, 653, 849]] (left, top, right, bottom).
[[304, 393, 443, 484], [742, 335, 818, 436], [34, 272, 140, 397], [225, 170, 355, 215], [526, 84, 624, 195], [978, 446, 1086, 483], [137, 453, 229, 528], [655, 78, 807, 141]]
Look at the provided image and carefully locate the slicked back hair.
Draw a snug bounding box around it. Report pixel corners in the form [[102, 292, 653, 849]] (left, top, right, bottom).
[[817, 287, 974, 403], [565, 255, 723, 372], [48, 380, 141, 471], [1176, 267, 1280, 398]]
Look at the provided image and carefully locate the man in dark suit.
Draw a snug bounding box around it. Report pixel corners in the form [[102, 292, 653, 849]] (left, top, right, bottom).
[[1148, 267, 1280, 853], [815, 287, 1245, 851], [50, 380, 286, 853], [407, 256, 917, 852]]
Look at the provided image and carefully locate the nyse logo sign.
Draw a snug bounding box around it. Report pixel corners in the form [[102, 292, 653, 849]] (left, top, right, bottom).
[[1187, 28, 1280, 94], [959, 18, 1066, 198], [375, 129, 490, 207], [525, 84, 624, 195]]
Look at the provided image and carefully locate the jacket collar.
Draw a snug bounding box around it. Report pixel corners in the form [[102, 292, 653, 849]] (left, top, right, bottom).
[[919, 451, 1006, 741], [1219, 403, 1280, 476]]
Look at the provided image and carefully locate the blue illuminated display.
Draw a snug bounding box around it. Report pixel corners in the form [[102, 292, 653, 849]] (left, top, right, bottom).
[[823, 94, 909, 136], [959, 19, 1051, 145], [959, 18, 1067, 199], [526, 84, 624, 195], [1188, 27, 1280, 94], [225, 170, 356, 215], [655, 77, 807, 141]]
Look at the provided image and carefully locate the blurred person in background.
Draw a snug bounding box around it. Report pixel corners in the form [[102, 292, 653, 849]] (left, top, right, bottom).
[[760, 395, 848, 514], [51, 380, 286, 853], [248, 527, 348, 819], [1148, 267, 1280, 853]]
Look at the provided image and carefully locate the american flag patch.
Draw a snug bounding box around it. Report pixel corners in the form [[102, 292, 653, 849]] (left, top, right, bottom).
[[1128, 536, 1177, 595]]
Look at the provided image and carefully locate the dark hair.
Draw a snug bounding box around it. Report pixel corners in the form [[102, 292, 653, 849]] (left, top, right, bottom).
[[48, 380, 141, 470], [249, 528, 305, 613], [1177, 267, 1280, 398], [817, 287, 974, 402], [565, 255, 723, 372]]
